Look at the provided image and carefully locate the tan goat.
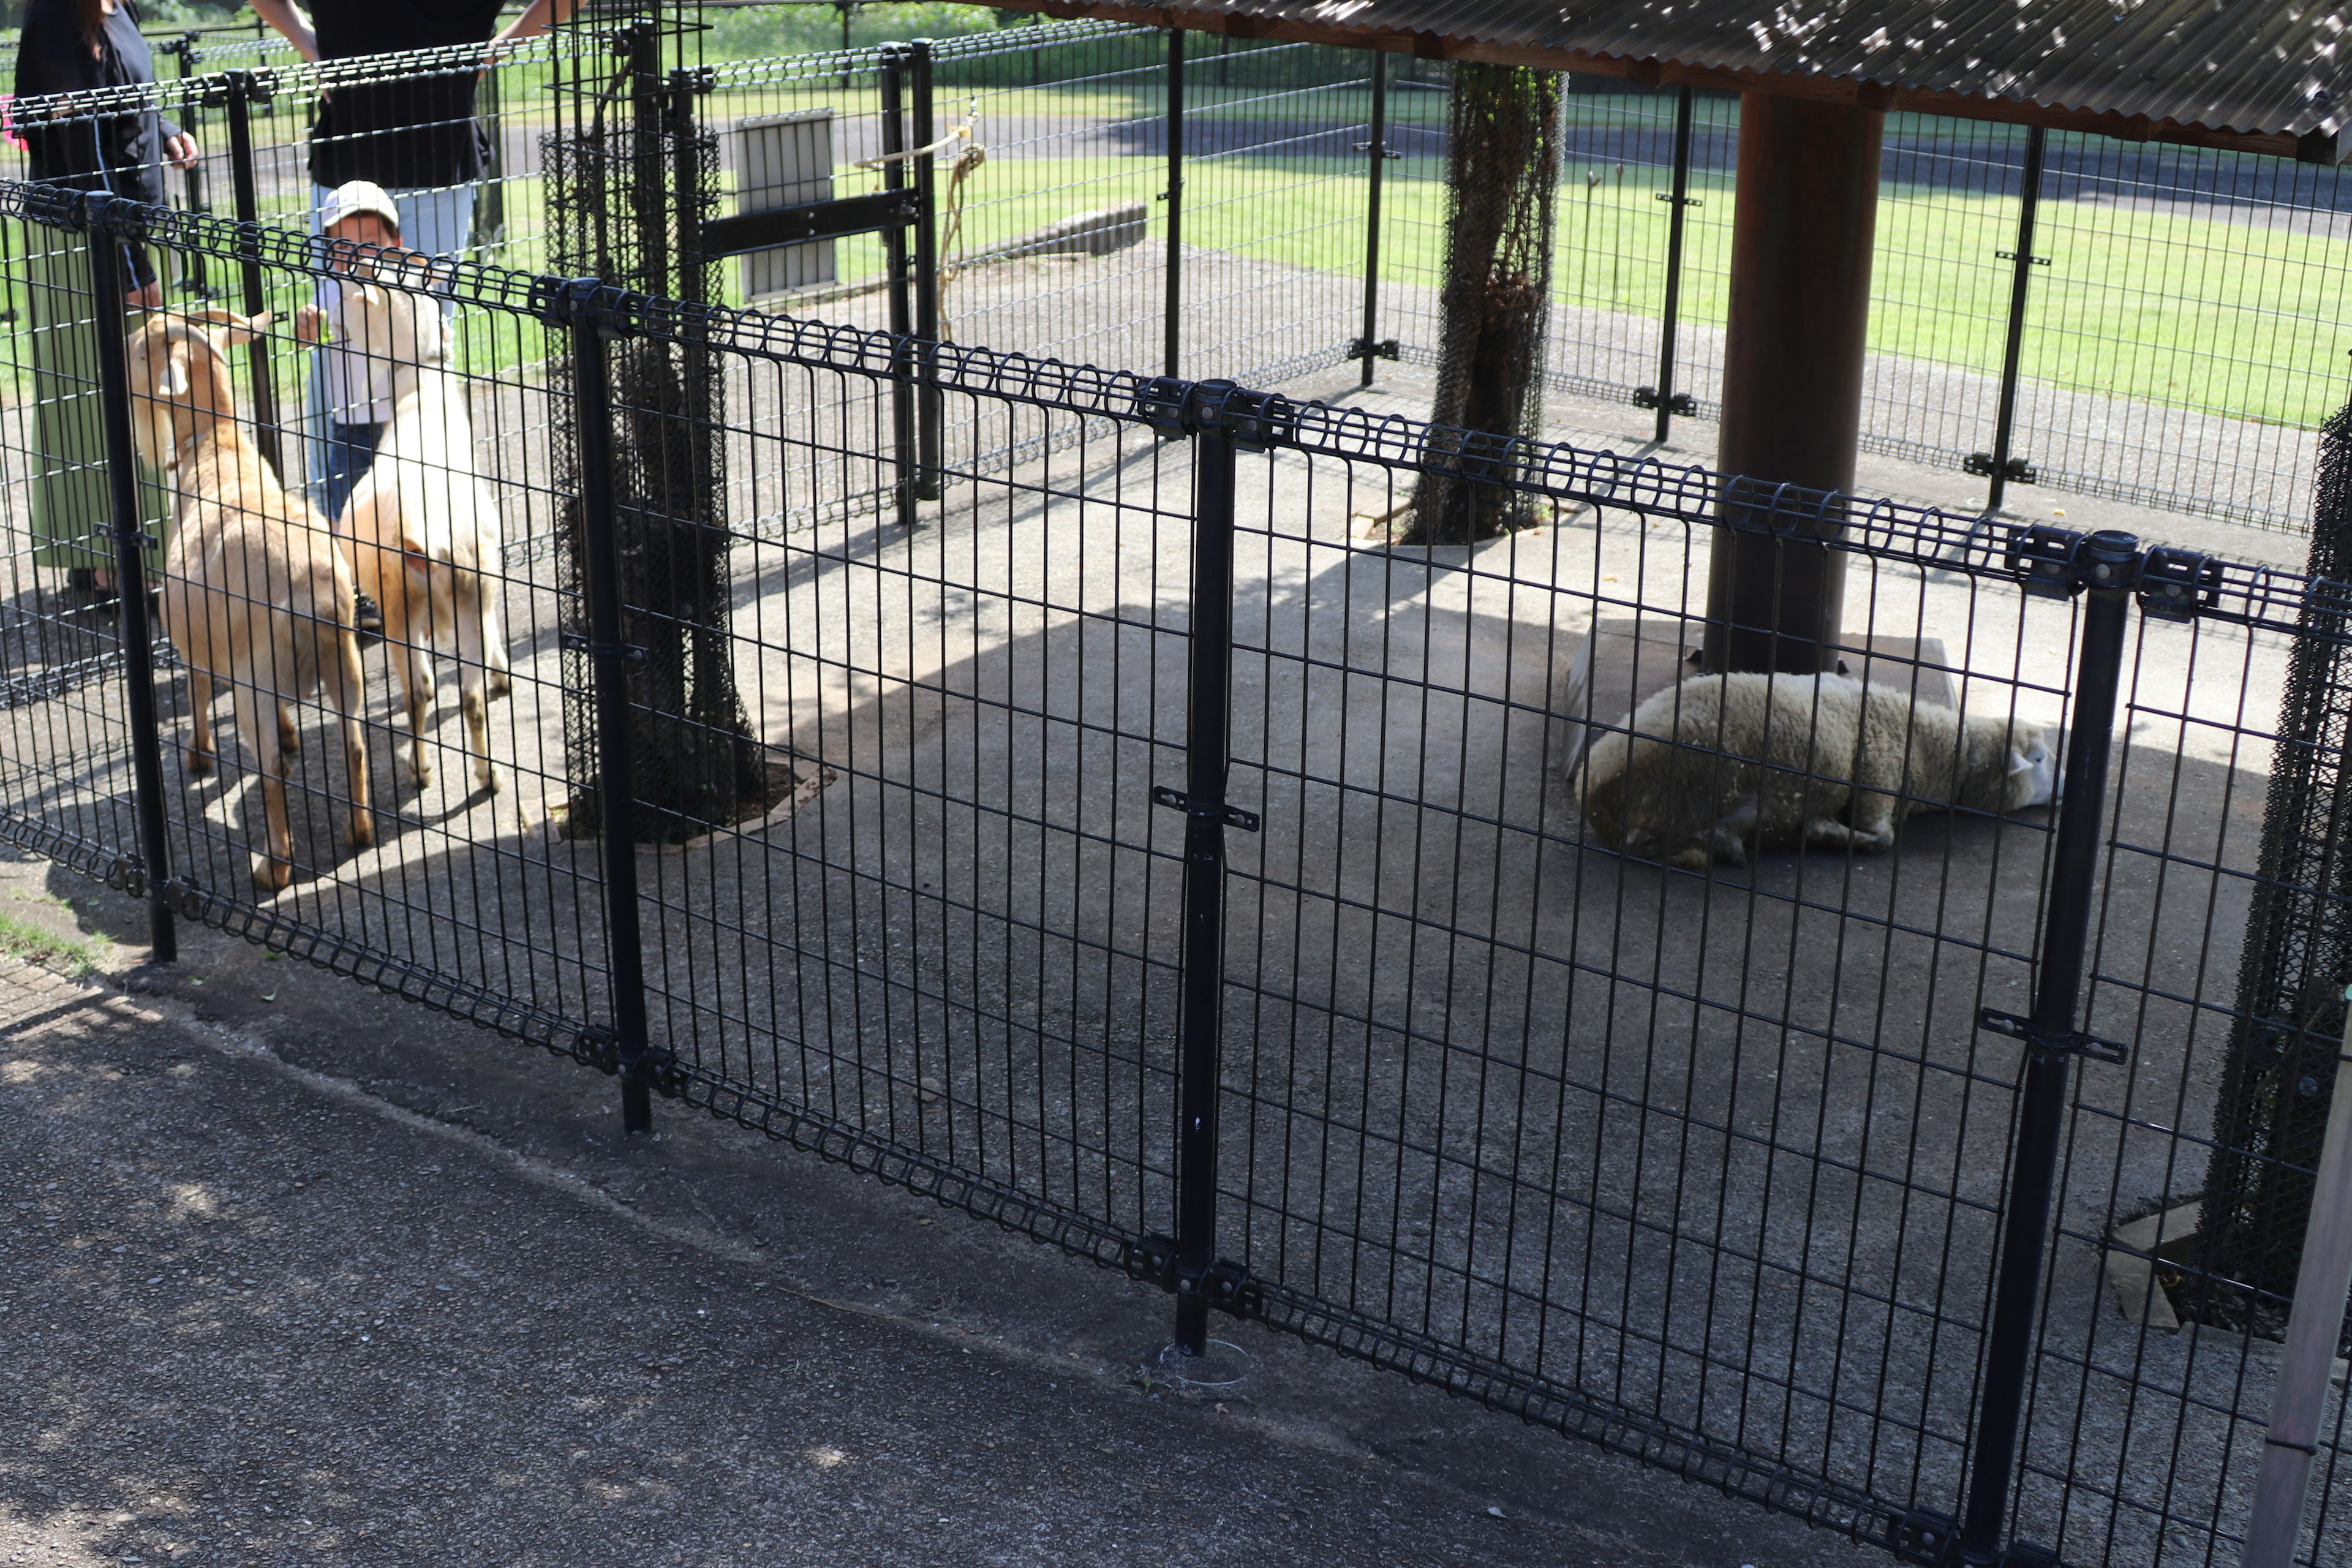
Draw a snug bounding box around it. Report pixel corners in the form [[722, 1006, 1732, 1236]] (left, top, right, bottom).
[[336, 279, 510, 794], [129, 309, 373, 891]]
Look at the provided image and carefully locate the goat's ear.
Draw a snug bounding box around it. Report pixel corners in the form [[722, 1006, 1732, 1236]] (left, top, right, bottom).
[[2006, 747, 2032, 776]]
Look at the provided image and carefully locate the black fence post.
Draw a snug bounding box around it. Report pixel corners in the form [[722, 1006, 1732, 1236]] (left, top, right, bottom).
[[83, 208, 177, 964], [910, 38, 942, 502], [880, 45, 918, 527], [1163, 29, 1185, 380], [1170, 384, 1239, 1359], [1640, 85, 1697, 443], [218, 70, 282, 478], [1355, 50, 1389, 390], [561, 282, 657, 1137], [1956, 527, 2139, 1566], [169, 34, 217, 301], [1978, 125, 2048, 514]]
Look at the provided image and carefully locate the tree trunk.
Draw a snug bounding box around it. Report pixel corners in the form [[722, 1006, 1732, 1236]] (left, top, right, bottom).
[[2191, 398, 2352, 1343], [1404, 64, 1561, 546]]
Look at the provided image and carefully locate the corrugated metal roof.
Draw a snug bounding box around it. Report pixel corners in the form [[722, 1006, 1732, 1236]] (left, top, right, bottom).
[[1125, 0, 2351, 142]]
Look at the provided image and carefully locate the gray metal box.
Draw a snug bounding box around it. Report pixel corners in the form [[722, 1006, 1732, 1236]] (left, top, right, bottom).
[[734, 108, 837, 300]]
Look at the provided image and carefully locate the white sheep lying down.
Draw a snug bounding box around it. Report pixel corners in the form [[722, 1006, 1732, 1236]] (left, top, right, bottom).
[[1574, 673, 2059, 870]]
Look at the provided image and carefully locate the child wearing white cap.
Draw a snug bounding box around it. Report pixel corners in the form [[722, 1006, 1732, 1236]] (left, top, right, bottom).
[[296, 178, 407, 539]]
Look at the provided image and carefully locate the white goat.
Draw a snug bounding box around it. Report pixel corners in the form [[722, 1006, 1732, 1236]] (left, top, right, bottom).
[[338, 279, 511, 794], [1574, 672, 2059, 870]]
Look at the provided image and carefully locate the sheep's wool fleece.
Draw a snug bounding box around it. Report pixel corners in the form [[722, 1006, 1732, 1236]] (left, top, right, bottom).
[[1575, 673, 2055, 869]]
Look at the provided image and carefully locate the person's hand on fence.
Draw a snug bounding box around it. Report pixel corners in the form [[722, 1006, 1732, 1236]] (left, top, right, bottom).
[[294, 303, 326, 344], [162, 130, 198, 170], [126, 279, 162, 309]]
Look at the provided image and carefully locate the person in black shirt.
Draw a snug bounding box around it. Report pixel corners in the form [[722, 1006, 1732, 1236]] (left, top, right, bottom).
[[13, 0, 199, 593]]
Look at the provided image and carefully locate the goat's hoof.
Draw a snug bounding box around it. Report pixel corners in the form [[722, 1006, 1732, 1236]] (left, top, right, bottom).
[[347, 815, 375, 850], [488, 670, 513, 700], [184, 748, 214, 778], [279, 728, 301, 755], [249, 854, 292, 893], [476, 763, 502, 795], [410, 762, 434, 790]]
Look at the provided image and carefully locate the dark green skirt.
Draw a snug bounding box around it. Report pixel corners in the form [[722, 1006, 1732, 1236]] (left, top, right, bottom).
[[22, 222, 168, 572]]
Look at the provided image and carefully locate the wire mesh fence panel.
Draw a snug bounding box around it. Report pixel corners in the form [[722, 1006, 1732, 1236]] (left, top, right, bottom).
[[1167, 37, 1371, 387], [1, 195, 616, 1057], [0, 215, 146, 883], [617, 304, 1194, 1261], [2020, 586, 2352, 1566], [1857, 118, 2031, 480], [2010, 136, 2348, 530], [1210, 429, 2098, 1545]]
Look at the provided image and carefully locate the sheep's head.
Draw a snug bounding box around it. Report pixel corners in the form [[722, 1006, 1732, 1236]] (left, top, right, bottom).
[[1957, 714, 2059, 814], [126, 309, 267, 468]]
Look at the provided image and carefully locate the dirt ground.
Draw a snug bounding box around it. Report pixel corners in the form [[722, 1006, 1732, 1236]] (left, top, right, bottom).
[[0, 844, 1899, 1568]]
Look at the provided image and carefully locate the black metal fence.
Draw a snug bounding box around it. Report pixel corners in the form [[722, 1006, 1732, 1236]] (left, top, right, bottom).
[[3, 175, 2348, 1567]]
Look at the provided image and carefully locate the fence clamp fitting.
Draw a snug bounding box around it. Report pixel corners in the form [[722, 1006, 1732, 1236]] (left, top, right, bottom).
[[1346, 336, 1401, 363], [1890, 1506, 1958, 1564], [560, 630, 647, 665], [203, 68, 274, 109], [1133, 377, 1295, 449], [1632, 386, 1697, 416], [1979, 1008, 2130, 1066], [535, 276, 638, 337], [1153, 785, 1259, 833], [2003, 526, 2141, 598], [2137, 545, 2221, 622], [1132, 1235, 1265, 1316]]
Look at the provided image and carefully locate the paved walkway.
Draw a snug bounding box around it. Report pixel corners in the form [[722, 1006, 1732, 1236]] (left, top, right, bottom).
[[0, 887, 1885, 1567]]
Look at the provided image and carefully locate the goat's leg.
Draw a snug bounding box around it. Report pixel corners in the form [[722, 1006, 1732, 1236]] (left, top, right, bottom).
[[184, 667, 216, 777], [277, 700, 300, 755], [401, 638, 435, 790], [455, 580, 499, 794], [234, 682, 294, 891], [326, 624, 373, 849]]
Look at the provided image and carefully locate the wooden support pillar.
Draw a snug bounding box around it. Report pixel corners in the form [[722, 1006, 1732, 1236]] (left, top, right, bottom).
[[1702, 93, 1883, 674]]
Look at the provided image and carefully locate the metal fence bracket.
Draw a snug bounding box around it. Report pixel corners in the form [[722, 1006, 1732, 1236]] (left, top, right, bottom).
[[1893, 1506, 1959, 1564], [1980, 1008, 2131, 1066], [1153, 785, 1259, 833]]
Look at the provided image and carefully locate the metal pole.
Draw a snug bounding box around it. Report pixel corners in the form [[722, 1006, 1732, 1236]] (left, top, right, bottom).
[[1985, 126, 2048, 515], [564, 288, 655, 1137], [85, 214, 177, 963], [880, 47, 917, 527], [1358, 50, 1387, 390], [220, 72, 281, 477], [170, 35, 215, 300], [1172, 395, 1237, 1358], [1958, 529, 2140, 1566], [1163, 29, 1185, 380], [1651, 84, 1695, 443], [2241, 993, 2352, 1568], [910, 39, 942, 502]]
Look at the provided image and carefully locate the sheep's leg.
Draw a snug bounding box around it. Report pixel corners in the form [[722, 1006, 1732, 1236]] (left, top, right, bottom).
[[235, 682, 293, 892], [455, 582, 499, 794], [1803, 808, 1898, 856], [184, 667, 216, 778], [1707, 791, 1758, 866]]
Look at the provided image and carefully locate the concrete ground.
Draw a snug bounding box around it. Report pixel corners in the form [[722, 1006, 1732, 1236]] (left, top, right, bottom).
[[0, 870, 1893, 1568]]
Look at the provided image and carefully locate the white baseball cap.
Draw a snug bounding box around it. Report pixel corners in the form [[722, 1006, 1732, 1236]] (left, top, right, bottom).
[[320, 179, 401, 235]]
